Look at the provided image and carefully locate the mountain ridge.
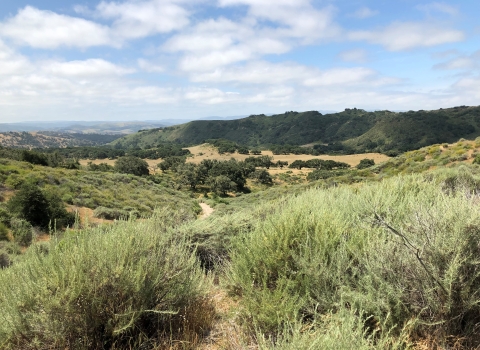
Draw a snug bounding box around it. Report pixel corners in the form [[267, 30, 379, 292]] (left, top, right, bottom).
[[110, 105, 480, 154]]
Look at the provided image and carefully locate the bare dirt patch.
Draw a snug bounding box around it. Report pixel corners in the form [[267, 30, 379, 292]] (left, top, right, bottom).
[[199, 203, 214, 220], [198, 287, 249, 350], [67, 205, 114, 226], [36, 233, 51, 243], [0, 189, 15, 202]]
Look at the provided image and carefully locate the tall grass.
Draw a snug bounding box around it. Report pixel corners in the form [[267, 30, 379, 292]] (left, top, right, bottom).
[[0, 208, 211, 349], [227, 172, 480, 347], [255, 307, 409, 350]]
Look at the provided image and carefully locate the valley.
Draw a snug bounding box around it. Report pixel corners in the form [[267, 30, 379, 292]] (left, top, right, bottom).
[[1, 107, 480, 349]]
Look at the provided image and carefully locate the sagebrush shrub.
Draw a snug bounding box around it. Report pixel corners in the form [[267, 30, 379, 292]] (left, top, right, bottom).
[[0, 208, 208, 349], [227, 174, 480, 347]]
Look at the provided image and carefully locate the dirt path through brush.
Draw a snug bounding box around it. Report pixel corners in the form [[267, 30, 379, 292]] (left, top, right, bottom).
[[199, 203, 214, 219]]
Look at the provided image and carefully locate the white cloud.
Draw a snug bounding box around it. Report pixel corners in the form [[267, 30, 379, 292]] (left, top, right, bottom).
[[138, 59, 165, 73], [218, 0, 341, 41], [190, 61, 312, 84], [0, 6, 115, 49], [431, 49, 459, 59], [416, 2, 459, 17], [164, 18, 290, 71], [349, 21, 464, 51], [453, 76, 480, 91], [0, 40, 32, 76], [164, 18, 251, 53], [114, 86, 179, 104], [338, 49, 368, 63], [184, 87, 240, 104], [0, 0, 477, 121], [41, 59, 135, 77], [164, 0, 340, 74], [349, 7, 379, 19], [433, 50, 480, 71], [189, 60, 392, 89], [0, 1, 192, 50], [434, 57, 475, 70], [73, 5, 92, 16], [179, 48, 254, 72], [96, 0, 190, 39], [0, 42, 177, 108], [303, 67, 377, 87]]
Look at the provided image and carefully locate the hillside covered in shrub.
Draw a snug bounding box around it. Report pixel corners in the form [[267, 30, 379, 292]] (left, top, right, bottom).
[[1, 165, 480, 348], [111, 105, 480, 155]]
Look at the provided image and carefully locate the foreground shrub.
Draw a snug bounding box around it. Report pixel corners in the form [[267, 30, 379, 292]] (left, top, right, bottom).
[[0, 209, 208, 349], [227, 174, 480, 346], [256, 307, 408, 350], [9, 218, 33, 246], [178, 196, 289, 270]]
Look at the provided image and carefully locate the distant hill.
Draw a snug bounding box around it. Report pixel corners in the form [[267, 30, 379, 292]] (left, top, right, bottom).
[[0, 132, 122, 149], [0, 116, 249, 134], [110, 106, 480, 154], [0, 121, 169, 134]]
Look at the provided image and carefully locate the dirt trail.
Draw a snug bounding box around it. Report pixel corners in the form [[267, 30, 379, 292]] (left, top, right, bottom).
[[199, 203, 214, 219], [67, 205, 114, 226], [198, 288, 248, 350]]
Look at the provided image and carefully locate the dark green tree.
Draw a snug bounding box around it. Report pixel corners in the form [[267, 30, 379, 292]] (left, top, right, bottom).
[[250, 169, 273, 185], [158, 156, 186, 172], [208, 175, 236, 196], [237, 146, 250, 154], [258, 155, 274, 169], [7, 183, 50, 229], [114, 156, 150, 176], [7, 183, 74, 231], [176, 163, 200, 190], [21, 150, 48, 166], [289, 160, 306, 170], [356, 158, 375, 169]]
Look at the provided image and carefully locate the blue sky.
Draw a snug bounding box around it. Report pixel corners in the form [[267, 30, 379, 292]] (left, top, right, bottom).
[[0, 0, 478, 122]]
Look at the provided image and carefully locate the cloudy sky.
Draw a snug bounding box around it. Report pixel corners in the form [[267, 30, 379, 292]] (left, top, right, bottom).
[[0, 0, 478, 122]]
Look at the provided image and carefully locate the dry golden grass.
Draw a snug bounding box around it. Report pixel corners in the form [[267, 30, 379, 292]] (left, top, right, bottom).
[[268, 168, 309, 175], [186, 144, 390, 167], [79, 145, 390, 176]]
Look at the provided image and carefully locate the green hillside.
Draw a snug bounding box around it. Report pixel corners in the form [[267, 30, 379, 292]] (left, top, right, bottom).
[[2, 166, 480, 348], [111, 105, 480, 154], [0, 131, 122, 149]]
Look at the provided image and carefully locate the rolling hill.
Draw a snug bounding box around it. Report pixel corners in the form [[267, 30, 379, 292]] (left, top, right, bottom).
[[110, 105, 480, 154], [0, 132, 122, 149]]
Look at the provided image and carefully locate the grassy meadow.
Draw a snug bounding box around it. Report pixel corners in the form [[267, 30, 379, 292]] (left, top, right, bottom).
[[79, 143, 390, 176], [1, 138, 480, 348]]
